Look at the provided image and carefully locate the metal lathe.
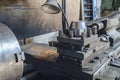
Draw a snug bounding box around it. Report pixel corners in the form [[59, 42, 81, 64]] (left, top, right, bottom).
[[49, 11, 120, 80], [0, 11, 120, 80]]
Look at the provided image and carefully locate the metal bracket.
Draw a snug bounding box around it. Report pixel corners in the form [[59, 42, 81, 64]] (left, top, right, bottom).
[[110, 58, 120, 68], [15, 51, 25, 63]]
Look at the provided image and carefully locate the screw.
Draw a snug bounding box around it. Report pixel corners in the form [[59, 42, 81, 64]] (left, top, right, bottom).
[[94, 56, 99, 60], [89, 60, 95, 63]]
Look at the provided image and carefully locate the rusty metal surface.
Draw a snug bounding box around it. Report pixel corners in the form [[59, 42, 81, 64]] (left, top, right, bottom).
[[22, 43, 58, 62], [0, 23, 24, 80], [0, 0, 80, 39]]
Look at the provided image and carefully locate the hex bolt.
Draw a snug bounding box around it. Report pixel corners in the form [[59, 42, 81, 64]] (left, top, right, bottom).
[[89, 60, 95, 63], [87, 28, 92, 37], [93, 49, 96, 53], [94, 57, 99, 60]]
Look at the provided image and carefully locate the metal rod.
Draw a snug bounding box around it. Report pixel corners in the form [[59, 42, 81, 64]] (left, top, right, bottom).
[[60, 0, 69, 34], [23, 38, 26, 45]]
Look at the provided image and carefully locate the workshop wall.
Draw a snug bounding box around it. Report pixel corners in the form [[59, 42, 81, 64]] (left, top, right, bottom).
[[0, 0, 80, 39]]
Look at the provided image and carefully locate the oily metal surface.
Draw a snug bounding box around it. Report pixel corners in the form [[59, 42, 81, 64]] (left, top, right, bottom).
[[0, 23, 23, 80], [97, 66, 120, 80]]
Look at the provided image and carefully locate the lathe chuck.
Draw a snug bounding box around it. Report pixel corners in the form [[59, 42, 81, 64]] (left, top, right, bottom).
[[0, 23, 24, 80]]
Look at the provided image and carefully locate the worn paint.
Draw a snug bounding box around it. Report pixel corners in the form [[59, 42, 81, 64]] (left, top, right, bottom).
[[0, 0, 80, 39]]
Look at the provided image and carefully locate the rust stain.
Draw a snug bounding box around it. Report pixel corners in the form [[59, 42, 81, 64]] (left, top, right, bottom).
[[30, 45, 58, 62], [22, 43, 58, 62], [0, 0, 20, 6]]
